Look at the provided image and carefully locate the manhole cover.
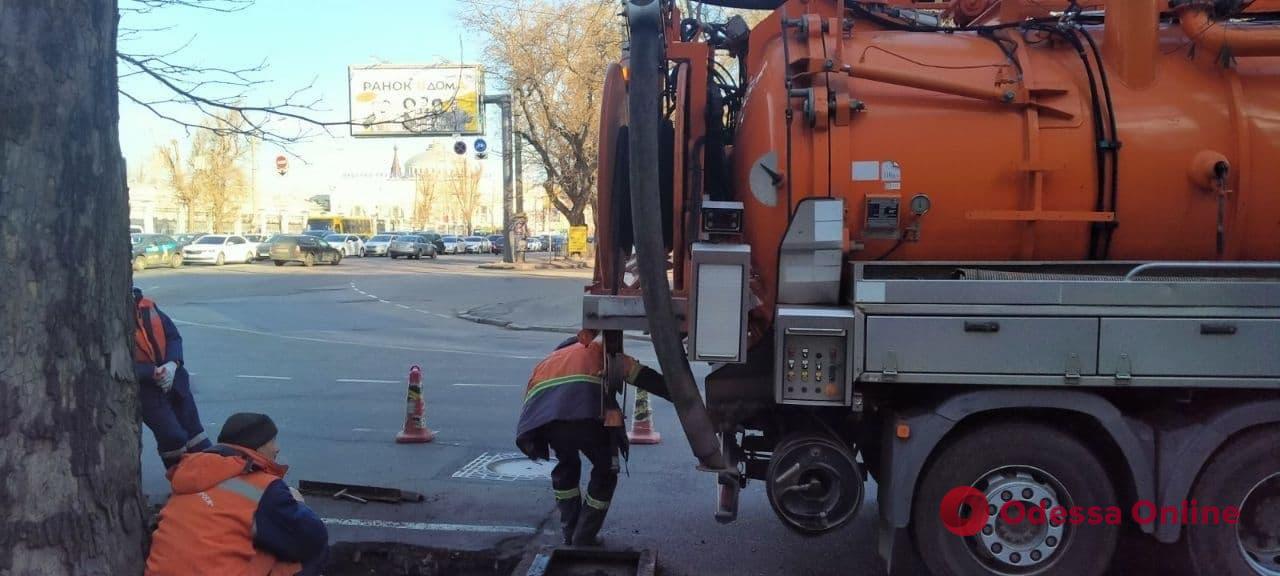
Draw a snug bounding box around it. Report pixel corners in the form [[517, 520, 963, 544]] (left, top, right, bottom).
[[453, 452, 557, 482]]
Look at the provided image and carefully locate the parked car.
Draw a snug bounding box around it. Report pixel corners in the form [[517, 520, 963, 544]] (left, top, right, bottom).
[[389, 235, 437, 260], [301, 229, 328, 238], [325, 233, 366, 257], [131, 233, 183, 271], [239, 235, 263, 260], [415, 232, 445, 254], [256, 234, 284, 260], [129, 225, 144, 234], [546, 234, 567, 253], [182, 234, 255, 266], [269, 235, 342, 267], [174, 233, 207, 248], [524, 236, 544, 251], [462, 236, 488, 254], [441, 235, 465, 254], [488, 234, 506, 255], [364, 234, 397, 256]]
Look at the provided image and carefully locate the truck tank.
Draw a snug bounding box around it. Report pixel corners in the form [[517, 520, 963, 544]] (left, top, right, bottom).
[[724, 0, 1280, 333]]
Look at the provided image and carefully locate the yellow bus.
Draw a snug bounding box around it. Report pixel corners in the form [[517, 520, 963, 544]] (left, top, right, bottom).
[[305, 216, 374, 236]]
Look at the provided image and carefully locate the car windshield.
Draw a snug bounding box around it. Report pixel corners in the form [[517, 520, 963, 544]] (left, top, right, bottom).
[[324, 235, 344, 242], [371, 235, 393, 241], [399, 236, 419, 242], [443, 236, 459, 242], [488, 235, 502, 241], [195, 236, 225, 245], [465, 236, 482, 242]]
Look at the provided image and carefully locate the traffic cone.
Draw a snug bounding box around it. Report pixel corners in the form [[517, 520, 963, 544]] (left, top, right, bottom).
[[627, 388, 661, 445], [396, 365, 435, 443]]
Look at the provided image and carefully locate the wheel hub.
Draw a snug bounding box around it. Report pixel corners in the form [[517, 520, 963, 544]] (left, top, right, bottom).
[[1239, 473, 1280, 576], [765, 434, 863, 535], [970, 468, 1069, 575]]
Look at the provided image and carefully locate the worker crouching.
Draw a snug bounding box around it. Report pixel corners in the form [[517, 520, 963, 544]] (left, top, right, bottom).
[[146, 413, 329, 576], [516, 329, 670, 546]]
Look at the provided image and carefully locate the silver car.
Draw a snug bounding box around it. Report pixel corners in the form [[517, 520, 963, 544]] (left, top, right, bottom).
[[325, 233, 366, 257], [364, 234, 397, 257], [388, 235, 437, 260]]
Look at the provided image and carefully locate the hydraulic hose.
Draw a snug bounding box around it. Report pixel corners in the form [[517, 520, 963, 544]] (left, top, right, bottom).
[[626, 0, 727, 472], [694, 0, 785, 8]]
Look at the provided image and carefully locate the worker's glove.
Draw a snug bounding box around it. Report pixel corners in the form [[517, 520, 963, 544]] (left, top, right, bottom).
[[621, 356, 643, 385], [154, 362, 178, 393]]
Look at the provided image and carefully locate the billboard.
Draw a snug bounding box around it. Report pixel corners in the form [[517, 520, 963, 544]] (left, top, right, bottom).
[[348, 64, 484, 137]]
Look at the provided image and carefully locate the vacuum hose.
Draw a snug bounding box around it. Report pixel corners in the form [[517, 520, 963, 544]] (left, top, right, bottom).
[[626, 0, 727, 472]]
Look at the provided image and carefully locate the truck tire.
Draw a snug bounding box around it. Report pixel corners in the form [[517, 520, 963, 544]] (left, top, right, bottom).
[[1186, 426, 1280, 576], [911, 421, 1119, 576]]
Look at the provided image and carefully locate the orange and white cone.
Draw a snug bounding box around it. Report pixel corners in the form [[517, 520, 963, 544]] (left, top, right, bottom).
[[396, 365, 436, 443], [627, 388, 661, 445]]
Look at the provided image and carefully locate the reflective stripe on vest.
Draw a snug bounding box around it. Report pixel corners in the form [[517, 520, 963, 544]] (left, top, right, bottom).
[[135, 298, 167, 364], [524, 374, 602, 403], [217, 477, 265, 504]]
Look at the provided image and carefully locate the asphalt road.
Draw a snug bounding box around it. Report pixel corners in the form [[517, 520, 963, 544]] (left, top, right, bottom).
[[136, 254, 1184, 576]]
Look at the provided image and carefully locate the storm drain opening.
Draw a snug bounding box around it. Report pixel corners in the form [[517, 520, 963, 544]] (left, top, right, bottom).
[[453, 452, 558, 482]]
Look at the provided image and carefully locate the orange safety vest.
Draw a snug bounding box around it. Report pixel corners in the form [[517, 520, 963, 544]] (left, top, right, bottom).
[[522, 340, 635, 428], [145, 446, 303, 576], [135, 297, 167, 365]]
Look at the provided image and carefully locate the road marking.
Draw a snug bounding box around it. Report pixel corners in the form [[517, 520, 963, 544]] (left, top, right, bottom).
[[453, 383, 520, 388], [351, 428, 375, 433], [336, 378, 400, 384], [321, 518, 538, 535], [379, 299, 390, 304], [395, 304, 411, 309], [415, 309, 453, 320], [236, 374, 292, 381], [367, 294, 378, 299], [171, 319, 541, 359]]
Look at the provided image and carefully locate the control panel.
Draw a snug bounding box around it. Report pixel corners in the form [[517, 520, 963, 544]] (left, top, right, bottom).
[[865, 195, 900, 239], [775, 306, 856, 406]]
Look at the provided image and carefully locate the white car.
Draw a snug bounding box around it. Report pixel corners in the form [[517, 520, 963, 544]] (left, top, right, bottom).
[[462, 236, 488, 254], [325, 233, 366, 257], [441, 235, 465, 254], [182, 234, 255, 266], [364, 234, 397, 256], [242, 234, 265, 260], [525, 237, 544, 251]]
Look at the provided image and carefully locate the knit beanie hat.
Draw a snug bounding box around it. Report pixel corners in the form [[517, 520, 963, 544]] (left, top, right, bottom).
[[217, 413, 278, 450]]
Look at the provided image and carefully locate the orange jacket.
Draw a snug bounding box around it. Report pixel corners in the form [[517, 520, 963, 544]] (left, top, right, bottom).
[[145, 445, 303, 576], [135, 297, 167, 365]]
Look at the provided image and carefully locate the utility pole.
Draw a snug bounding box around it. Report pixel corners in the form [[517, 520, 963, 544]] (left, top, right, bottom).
[[484, 93, 516, 263], [515, 129, 525, 263]]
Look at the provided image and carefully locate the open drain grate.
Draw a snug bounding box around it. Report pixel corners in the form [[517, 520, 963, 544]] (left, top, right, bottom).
[[452, 452, 557, 482]]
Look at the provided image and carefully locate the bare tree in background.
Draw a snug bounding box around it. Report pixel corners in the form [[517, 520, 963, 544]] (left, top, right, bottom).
[[156, 111, 249, 232], [448, 160, 484, 236], [159, 139, 201, 231], [414, 169, 441, 230], [465, 0, 621, 227]]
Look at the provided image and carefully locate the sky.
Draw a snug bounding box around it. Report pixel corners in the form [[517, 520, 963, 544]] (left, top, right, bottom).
[[117, 0, 516, 202]]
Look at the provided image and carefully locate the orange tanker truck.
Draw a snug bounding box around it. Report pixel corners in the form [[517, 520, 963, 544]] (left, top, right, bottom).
[[584, 1, 1280, 575]]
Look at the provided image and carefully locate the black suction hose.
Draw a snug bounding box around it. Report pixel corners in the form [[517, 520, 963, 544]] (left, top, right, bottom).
[[626, 0, 727, 472]]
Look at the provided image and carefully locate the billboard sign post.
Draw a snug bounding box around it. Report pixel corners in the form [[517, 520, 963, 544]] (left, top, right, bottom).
[[348, 64, 485, 137]]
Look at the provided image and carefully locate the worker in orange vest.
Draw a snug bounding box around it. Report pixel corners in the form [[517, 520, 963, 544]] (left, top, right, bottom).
[[516, 329, 670, 546], [133, 287, 211, 469], [146, 412, 329, 576]]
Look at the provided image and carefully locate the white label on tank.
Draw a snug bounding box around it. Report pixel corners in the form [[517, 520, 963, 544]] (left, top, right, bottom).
[[853, 161, 880, 181], [885, 182, 902, 191], [858, 281, 887, 303], [881, 161, 901, 182]]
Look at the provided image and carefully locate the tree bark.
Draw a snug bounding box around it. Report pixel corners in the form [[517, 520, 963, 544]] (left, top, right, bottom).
[[0, 2, 148, 574]]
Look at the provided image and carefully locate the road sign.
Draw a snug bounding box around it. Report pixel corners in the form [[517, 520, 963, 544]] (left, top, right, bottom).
[[275, 155, 288, 175], [474, 138, 488, 160], [454, 141, 467, 155]]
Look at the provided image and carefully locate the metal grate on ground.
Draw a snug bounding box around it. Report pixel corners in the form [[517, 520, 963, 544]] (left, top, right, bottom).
[[452, 451, 558, 482]]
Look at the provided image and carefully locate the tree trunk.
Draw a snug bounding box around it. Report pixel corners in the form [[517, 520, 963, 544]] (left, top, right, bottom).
[[0, 2, 148, 575]]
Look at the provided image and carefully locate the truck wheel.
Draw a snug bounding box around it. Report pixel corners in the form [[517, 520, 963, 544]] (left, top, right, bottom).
[[1186, 426, 1280, 576], [911, 421, 1119, 576]]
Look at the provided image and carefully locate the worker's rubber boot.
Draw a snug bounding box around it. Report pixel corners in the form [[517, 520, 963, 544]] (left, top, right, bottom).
[[572, 504, 609, 547], [556, 498, 582, 546]]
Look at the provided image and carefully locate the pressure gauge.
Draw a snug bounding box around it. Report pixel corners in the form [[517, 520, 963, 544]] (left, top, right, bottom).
[[910, 194, 932, 216]]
